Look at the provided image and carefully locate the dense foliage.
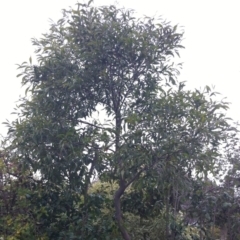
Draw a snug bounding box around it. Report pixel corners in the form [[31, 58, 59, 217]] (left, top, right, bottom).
[[1, 1, 240, 239]]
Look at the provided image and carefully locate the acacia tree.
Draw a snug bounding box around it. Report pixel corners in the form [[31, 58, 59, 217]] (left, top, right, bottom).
[[3, 1, 238, 239]]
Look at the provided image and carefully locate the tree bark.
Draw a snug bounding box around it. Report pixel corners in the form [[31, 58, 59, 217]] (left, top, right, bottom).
[[114, 180, 131, 240], [220, 224, 227, 240], [113, 110, 131, 239]]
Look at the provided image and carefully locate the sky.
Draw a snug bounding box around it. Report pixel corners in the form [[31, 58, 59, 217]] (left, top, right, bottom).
[[1, 0, 240, 136]]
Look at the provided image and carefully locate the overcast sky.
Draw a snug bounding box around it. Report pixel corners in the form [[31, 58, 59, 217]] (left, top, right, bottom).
[[1, 0, 240, 136]]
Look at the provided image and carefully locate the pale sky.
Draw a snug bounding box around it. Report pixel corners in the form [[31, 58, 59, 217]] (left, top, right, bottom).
[[1, 0, 240, 136]]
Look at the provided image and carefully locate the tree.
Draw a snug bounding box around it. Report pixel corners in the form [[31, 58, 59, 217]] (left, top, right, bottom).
[[2, 1, 239, 239]]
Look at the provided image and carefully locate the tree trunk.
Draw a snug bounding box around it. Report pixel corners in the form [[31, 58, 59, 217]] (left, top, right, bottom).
[[114, 180, 131, 240], [113, 111, 131, 239], [199, 219, 203, 240], [165, 187, 170, 239], [220, 224, 227, 240]]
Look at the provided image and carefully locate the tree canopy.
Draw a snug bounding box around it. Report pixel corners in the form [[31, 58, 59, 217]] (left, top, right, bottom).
[[1, 1, 240, 240]]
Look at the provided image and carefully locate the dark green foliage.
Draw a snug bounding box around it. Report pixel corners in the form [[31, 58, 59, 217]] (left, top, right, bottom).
[[1, 1, 240, 239]]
